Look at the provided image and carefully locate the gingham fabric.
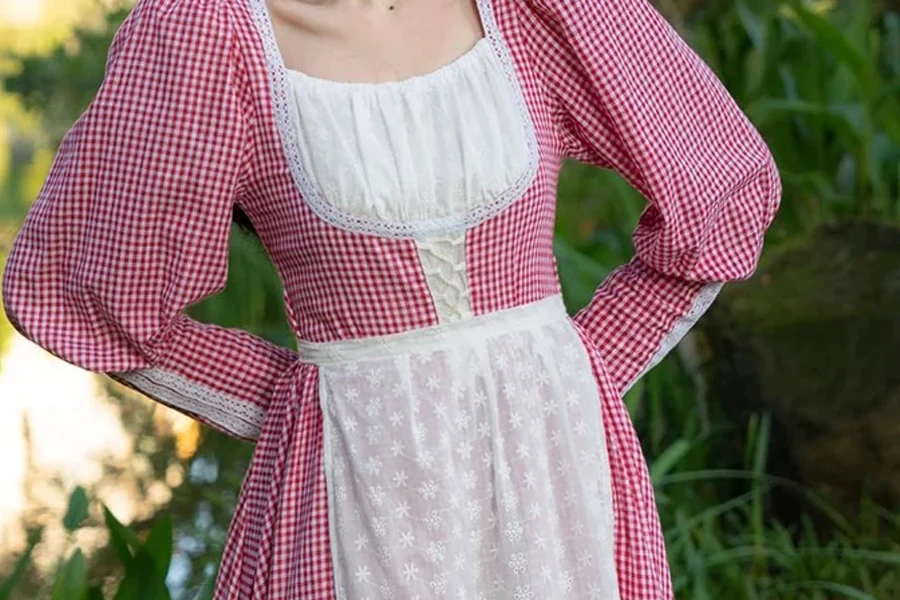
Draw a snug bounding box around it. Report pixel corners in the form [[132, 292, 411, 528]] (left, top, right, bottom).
[[1, 0, 782, 598], [522, 0, 782, 399]]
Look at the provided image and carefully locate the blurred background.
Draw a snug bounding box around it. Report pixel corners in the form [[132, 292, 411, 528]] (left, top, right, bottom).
[[0, 0, 898, 598]]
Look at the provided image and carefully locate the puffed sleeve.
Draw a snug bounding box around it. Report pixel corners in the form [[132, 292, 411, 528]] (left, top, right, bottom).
[[1, 0, 299, 441], [525, 0, 782, 396]]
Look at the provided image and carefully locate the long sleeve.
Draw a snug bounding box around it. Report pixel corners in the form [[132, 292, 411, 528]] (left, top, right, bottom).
[[1, 0, 298, 441], [525, 0, 782, 396]]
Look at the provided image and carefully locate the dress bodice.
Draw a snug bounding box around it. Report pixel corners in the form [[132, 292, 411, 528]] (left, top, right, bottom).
[[280, 36, 540, 324]]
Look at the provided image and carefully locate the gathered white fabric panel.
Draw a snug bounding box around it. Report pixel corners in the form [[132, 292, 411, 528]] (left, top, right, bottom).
[[283, 37, 531, 228], [308, 296, 620, 599]]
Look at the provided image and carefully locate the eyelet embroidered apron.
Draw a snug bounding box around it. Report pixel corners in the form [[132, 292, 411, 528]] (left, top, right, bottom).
[[300, 295, 619, 598]]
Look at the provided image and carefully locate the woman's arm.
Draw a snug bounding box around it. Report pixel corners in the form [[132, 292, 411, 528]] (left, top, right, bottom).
[[525, 0, 782, 396], [1, 0, 298, 441]]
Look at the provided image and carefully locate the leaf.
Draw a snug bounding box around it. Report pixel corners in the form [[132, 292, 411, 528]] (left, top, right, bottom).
[[782, 0, 877, 97], [745, 99, 865, 149], [112, 569, 140, 600], [623, 378, 644, 419], [193, 569, 218, 600], [553, 237, 610, 311], [873, 88, 900, 142], [141, 514, 173, 578], [103, 505, 140, 567], [120, 549, 172, 600], [113, 553, 170, 600], [63, 486, 90, 532], [736, 0, 766, 49], [650, 439, 691, 482], [886, 14, 900, 79], [771, 580, 881, 599], [49, 549, 88, 600], [0, 530, 42, 600], [111, 515, 174, 600], [85, 587, 105, 600]]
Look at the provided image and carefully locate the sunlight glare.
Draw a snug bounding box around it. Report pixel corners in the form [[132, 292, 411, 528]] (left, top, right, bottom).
[[0, 0, 46, 27]]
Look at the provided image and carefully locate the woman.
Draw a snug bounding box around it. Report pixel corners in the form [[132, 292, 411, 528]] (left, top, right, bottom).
[[2, 0, 781, 597]]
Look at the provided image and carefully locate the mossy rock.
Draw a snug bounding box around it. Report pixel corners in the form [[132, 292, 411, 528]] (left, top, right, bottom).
[[700, 218, 900, 521]]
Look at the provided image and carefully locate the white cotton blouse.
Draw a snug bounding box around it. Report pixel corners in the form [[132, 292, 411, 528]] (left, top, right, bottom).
[[282, 36, 532, 229]]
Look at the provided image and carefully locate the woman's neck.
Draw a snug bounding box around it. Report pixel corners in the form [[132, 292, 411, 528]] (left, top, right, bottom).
[[275, 0, 402, 11], [266, 0, 484, 82]]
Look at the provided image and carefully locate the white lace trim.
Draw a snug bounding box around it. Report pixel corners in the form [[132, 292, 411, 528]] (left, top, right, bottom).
[[415, 233, 473, 323], [110, 367, 266, 440], [247, 0, 540, 240], [623, 281, 724, 394]]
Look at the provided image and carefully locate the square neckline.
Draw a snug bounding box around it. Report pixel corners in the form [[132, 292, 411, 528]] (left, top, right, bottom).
[[248, 0, 542, 239], [261, 1, 490, 90]]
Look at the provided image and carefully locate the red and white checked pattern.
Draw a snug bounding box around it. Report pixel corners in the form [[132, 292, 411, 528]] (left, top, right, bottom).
[[1, 0, 782, 598], [521, 0, 782, 398], [0, 0, 298, 439]]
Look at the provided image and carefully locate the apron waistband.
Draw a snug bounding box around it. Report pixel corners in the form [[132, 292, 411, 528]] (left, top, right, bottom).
[[294, 293, 569, 366]]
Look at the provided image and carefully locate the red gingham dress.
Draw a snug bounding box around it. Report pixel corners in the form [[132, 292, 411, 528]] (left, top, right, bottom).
[[1, 0, 782, 598]]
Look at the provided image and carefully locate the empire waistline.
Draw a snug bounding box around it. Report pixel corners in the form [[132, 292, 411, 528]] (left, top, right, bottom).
[[293, 293, 569, 366]]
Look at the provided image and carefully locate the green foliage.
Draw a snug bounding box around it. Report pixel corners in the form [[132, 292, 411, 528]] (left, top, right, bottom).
[[0, 488, 176, 600], [700, 0, 899, 223], [647, 385, 900, 599], [0, 532, 39, 600], [1, 6, 131, 139], [48, 551, 88, 600], [63, 487, 90, 532], [557, 0, 899, 293]]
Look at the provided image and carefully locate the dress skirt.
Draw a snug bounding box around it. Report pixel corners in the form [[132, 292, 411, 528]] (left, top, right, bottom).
[[295, 293, 621, 599]]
